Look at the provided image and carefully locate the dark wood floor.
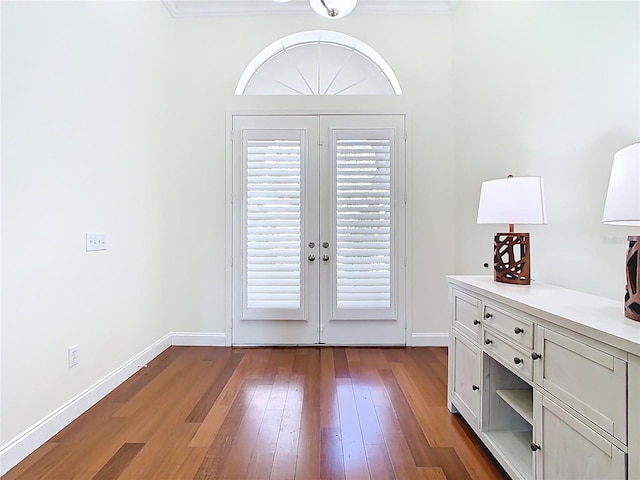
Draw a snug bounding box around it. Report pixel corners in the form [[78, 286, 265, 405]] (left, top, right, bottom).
[[3, 346, 506, 479]]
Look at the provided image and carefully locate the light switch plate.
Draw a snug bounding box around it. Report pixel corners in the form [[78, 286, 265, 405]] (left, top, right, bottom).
[[86, 233, 107, 252]]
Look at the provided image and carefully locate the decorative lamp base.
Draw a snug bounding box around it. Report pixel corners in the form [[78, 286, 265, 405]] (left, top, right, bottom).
[[494, 232, 531, 285], [625, 236, 640, 322]]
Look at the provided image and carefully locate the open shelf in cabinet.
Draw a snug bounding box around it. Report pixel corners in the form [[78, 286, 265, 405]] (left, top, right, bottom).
[[483, 353, 534, 480], [485, 430, 533, 480], [496, 389, 533, 425]]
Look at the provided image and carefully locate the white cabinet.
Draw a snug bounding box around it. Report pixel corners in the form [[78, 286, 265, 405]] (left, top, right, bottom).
[[447, 276, 640, 480]]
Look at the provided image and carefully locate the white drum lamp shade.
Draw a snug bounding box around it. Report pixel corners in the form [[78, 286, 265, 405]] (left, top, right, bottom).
[[602, 143, 640, 226], [602, 142, 640, 321], [477, 176, 547, 226]]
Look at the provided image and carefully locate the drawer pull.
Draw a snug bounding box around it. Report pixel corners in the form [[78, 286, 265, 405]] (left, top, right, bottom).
[[484, 312, 493, 319], [513, 357, 523, 365], [472, 385, 479, 391], [473, 320, 481, 325], [485, 339, 493, 345], [530, 443, 540, 452], [514, 327, 524, 334], [531, 352, 542, 360]]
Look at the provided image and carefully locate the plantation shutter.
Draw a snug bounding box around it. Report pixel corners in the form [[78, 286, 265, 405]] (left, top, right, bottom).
[[336, 138, 391, 308], [241, 129, 309, 320], [326, 128, 397, 321]]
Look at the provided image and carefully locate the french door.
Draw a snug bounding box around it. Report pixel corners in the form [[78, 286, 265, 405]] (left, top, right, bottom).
[[231, 114, 406, 345]]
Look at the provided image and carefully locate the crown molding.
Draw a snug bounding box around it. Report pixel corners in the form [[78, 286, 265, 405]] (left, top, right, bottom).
[[162, 0, 458, 18]]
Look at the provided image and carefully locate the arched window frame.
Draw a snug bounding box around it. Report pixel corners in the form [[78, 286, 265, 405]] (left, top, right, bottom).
[[235, 30, 402, 96]]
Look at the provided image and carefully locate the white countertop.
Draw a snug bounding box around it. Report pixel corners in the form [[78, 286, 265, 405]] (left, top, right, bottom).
[[447, 275, 640, 357]]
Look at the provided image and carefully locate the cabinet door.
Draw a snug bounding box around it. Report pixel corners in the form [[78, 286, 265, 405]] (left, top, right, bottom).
[[534, 392, 626, 480], [450, 331, 482, 427], [535, 326, 627, 443]]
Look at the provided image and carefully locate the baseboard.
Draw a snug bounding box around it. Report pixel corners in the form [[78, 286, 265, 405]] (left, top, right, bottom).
[[171, 332, 226, 346], [0, 333, 173, 476], [411, 333, 449, 347]]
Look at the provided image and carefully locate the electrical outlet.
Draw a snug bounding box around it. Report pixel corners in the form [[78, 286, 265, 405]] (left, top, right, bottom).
[[68, 345, 79, 368], [86, 233, 107, 252]]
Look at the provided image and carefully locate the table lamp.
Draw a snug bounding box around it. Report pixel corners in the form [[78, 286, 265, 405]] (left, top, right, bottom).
[[602, 142, 640, 321], [477, 176, 547, 285]]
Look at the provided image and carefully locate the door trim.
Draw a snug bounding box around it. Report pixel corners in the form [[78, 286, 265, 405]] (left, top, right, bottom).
[[225, 111, 413, 346]]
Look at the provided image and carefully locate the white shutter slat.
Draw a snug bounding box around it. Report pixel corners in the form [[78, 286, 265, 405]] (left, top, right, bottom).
[[247, 263, 300, 272], [245, 138, 302, 310], [335, 137, 392, 310]]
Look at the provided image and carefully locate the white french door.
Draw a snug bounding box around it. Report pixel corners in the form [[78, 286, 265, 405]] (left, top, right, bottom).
[[231, 114, 406, 345]]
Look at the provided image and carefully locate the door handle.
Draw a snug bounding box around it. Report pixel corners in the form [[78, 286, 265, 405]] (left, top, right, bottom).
[[322, 255, 329, 261], [308, 255, 316, 262]]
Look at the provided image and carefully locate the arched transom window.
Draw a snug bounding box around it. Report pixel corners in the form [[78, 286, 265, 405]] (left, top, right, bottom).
[[236, 30, 402, 96]]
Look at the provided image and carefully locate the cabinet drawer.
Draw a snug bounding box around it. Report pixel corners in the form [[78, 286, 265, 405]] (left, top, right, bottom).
[[452, 289, 482, 343], [484, 330, 533, 382], [535, 326, 627, 444], [484, 304, 534, 350]]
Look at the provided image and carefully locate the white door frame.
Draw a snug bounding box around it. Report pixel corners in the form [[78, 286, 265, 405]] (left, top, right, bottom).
[[225, 111, 414, 346]]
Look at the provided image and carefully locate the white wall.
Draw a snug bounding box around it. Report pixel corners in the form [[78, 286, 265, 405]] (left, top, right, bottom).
[[165, 14, 456, 336], [1, 2, 456, 450], [453, 1, 640, 299], [1, 1, 177, 444]]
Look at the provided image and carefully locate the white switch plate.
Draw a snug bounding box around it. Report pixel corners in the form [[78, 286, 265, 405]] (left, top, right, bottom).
[[86, 233, 107, 252], [68, 345, 79, 368]]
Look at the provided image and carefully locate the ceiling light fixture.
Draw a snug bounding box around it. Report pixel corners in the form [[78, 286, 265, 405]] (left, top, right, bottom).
[[274, 0, 358, 19]]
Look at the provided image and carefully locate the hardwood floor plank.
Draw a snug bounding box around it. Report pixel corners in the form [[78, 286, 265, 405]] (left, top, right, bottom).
[[336, 378, 369, 480], [245, 407, 282, 479], [374, 404, 422, 480], [114, 422, 199, 479], [193, 457, 225, 480], [108, 347, 188, 404], [320, 427, 345, 480], [218, 384, 272, 479], [185, 350, 245, 423], [170, 447, 209, 480], [91, 443, 145, 480], [295, 402, 321, 480], [364, 443, 395, 480], [266, 350, 296, 410], [352, 384, 384, 446], [2, 347, 505, 480], [113, 347, 211, 420], [216, 380, 258, 437], [294, 349, 321, 480], [417, 467, 447, 480], [37, 411, 130, 479], [270, 375, 304, 480], [189, 353, 258, 447], [293, 348, 310, 376], [0, 443, 59, 480], [333, 347, 351, 379], [320, 348, 339, 430], [378, 369, 436, 468]]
